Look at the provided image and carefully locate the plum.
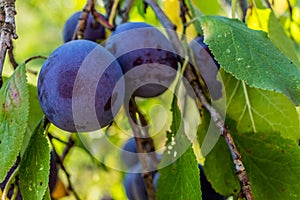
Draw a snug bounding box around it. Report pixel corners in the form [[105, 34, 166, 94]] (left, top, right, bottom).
[[121, 137, 139, 169], [105, 22, 178, 98], [124, 164, 158, 200], [189, 36, 222, 100], [63, 11, 106, 43], [124, 170, 149, 200], [38, 40, 124, 132], [49, 151, 58, 195]]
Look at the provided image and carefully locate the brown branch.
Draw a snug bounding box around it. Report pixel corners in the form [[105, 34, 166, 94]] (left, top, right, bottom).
[[91, 9, 114, 31], [49, 136, 81, 200], [72, 0, 94, 40], [143, 0, 253, 199], [0, 0, 17, 88], [178, 0, 190, 25], [103, 0, 114, 19], [8, 40, 17, 69], [61, 135, 75, 162], [193, 84, 252, 199], [132, 99, 160, 167], [126, 98, 159, 200], [118, 0, 135, 23]]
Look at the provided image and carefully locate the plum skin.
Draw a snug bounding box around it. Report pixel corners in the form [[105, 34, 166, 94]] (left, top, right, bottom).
[[121, 137, 139, 169], [123, 164, 158, 200], [106, 22, 178, 98], [189, 36, 222, 100], [63, 11, 106, 43], [38, 40, 124, 132]]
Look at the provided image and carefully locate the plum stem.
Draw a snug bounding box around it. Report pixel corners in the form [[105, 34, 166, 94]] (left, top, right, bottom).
[[0, 0, 17, 88], [144, 0, 253, 199], [91, 10, 114, 30], [127, 98, 159, 200], [72, 0, 94, 40]]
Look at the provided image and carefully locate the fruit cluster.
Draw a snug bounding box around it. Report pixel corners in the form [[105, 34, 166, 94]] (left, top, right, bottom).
[[36, 10, 223, 200], [38, 12, 179, 132], [38, 11, 219, 133]]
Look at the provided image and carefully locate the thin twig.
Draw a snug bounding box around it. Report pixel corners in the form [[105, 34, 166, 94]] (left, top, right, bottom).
[[133, 100, 160, 167], [103, 0, 114, 20], [238, 0, 248, 22], [49, 135, 81, 200], [179, 0, 187, 24], [126, 98, 158, 200], [91, 9, 114, 31], [118, 0, 135, 23], [72, 0, 94, 40], [264, 0, 272, 9], [143, 0, 253, 199], [0, 0, 17, 88], [61, 135, 75, 162], [287, 0, 293, 20], [24, 55, 47, 64], [8, 40, 17, 69], [193, 84, 252, 199]]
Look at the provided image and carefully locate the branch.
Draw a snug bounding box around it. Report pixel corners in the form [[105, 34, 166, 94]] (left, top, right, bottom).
[[72, 0, 94, 40], [193, 84, 252, 199], [103, 0, 114, 20], [118, 0, 135, 23], [49, 136, 81, 200], [238, 0, 248, 22], [91, 9, 114, 31], [126, 98, 159, 200], [143, 0, 253, 199], [8, 40, 17, 69], [0, 0, 17, 88]]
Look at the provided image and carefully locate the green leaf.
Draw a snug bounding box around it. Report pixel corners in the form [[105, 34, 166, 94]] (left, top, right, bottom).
[[21, 83, 44, 156], [205, 131, 300, 199], [204, 137, 240, 197], [192, 0, 224, 15], [42, 187, 51, 200], [200, 16, 300, 105], [197, 109, 210, 145], [204, 70, 300, 197], [135, 0, 146, 18], [220, 70, 300, 142], [157, 98, 201, 200], [0, 64, 29, 182], [19, 120, 50, 200], [246, 8, 300, 67], [237, 132, 300, 199]]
